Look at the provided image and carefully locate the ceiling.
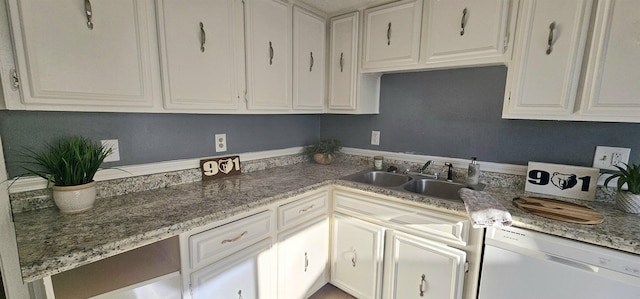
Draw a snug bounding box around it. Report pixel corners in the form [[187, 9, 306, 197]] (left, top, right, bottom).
[[297, 0, 393, 15]]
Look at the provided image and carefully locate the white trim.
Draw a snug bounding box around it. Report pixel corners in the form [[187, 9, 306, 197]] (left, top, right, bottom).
[[341, 147, 528, 175], [9, 147, 304, 194]]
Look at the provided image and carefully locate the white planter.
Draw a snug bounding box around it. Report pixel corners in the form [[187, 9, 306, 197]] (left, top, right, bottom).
[[615, 191, 640, 214], [52, 181, 97, 214]]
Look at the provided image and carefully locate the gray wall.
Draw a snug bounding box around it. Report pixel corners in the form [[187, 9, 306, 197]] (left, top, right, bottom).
[[0, 111, 320, 177], [321, 66, 640, 167]]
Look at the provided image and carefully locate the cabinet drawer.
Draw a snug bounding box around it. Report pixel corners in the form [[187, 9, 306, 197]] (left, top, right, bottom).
[[189, 211, 272, 270], [278, 190, 328, 230], [334, 190, 469, 246]]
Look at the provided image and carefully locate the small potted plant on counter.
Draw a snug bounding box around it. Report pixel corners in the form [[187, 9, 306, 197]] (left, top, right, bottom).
[[303, 138, 342, 165], [22, 136, 112, 213], [605, 162, 640, 213]]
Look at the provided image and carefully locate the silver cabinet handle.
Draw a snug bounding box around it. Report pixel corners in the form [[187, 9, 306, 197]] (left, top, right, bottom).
[[309, 52, 314, 72], [460, 8, 468, 36], [351, 249, 357, 267], [269, 41, 274, 65], [238, 289, 243, 299], [221, 231, 248, 244], [419, 274, 426, 297], [299, 204, 314, 213], [304, 252, 309, 272], [547, 22, 556, 55], [339, 52, 344, 72], [199, 22, 206, 52], [85, 0, 93, 30], [387, 22, 392, 45]]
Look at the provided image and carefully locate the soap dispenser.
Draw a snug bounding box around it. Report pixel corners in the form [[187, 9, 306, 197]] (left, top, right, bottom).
[[467, 157, 480, 185]]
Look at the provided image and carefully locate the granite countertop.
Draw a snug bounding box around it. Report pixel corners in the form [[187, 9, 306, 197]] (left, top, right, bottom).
[[13, 162, 640, 282]]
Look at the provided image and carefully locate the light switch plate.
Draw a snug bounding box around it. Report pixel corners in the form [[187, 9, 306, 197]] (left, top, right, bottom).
[[371, 131, 380, 145], [593, 146, 631, 170], [101, 139, 120, 162]]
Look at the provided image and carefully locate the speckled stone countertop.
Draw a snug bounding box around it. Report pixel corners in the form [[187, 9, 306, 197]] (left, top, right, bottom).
[[13, 162, 640, 282]]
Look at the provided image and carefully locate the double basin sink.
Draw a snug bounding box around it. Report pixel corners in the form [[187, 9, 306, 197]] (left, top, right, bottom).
[[342, 170, 481, 202]]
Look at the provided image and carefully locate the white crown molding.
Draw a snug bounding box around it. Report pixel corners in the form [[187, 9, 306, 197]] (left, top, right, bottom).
[[341, 147, 528, 175], [9, 147, 304, 194]]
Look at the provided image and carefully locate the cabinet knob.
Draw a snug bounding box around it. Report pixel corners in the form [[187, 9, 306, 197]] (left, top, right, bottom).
[[84, 0, 93, 30], [460, 8, 468, 36], [547, 22, 556, 55], [200, 22, 206, 53]]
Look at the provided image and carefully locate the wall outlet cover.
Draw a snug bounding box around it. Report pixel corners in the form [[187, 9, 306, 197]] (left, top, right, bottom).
[[101, 139, 120, 162], [215, 134, 227, 152], [593, 146, 631, 171]]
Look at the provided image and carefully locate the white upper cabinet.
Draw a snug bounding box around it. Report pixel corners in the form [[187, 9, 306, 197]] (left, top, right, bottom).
[[362, 0, 423, 71], [156, 0, 240, 111], [292, 6, 325, 112], [6, 0, 159, 110], [244, 0, 291, 111], [327, 12, 381, 114], [579, 0, 640, 121], [423, 0, 511, 68], [502, 0, 593, 118]]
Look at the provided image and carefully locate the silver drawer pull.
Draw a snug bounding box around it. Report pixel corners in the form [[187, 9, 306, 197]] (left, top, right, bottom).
[[309, 52, 314, 72], [221, 231, 248, 244], [546, 22, 556, 55], [304, 252, 309, 272], [85, 0, 93, 30], [387, 22, 392, 45], [299, 204, 314, 213], [339, 52, 344, 72], [200, 22, 206, 52], [419, 274, 426, 296], [460, 8, 468, 36], [238, 289, 243, 299], [269, 41, 274, 65], [351, 249, 357, 267]]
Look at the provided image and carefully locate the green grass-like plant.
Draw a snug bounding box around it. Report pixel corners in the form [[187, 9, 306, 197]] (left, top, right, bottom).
[[22, 137, 112, 187], [302, 138, 342, 158], [604, 162, 640, 195]]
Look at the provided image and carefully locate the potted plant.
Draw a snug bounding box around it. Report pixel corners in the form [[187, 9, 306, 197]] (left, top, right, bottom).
[[303, 138, 342, 165], [604, 162, 640, 213], [22, 136, 112, 213]]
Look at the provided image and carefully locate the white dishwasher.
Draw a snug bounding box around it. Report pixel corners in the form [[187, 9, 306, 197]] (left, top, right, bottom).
[[478, 227, 640, 299]]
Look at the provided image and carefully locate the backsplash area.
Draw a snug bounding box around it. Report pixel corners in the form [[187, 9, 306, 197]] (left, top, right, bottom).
[[10, 152, 615, 214]]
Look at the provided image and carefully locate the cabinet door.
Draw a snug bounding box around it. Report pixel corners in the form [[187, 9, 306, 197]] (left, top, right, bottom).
[[7, 0, 157, 108], [383, 231, 466, 299], [331, 213, 384, 299], [502, 0, 593, 118], [579, 0, 640, 121], [424, 0, 510, 66], [190, 239, 275, 299], [328, 12, 358, 110], [156, 0, 239, 110], [244, 0, 291, 110], [362, 0, 423, 70], [278, 217, 329, 298], [292, 6, 325, 111]]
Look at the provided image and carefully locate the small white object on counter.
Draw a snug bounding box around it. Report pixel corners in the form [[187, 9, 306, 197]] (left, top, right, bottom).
[[458, 188, 512, 228]]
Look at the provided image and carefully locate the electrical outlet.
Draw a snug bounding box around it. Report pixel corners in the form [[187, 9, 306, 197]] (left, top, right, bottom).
[[101, 139, 120, 162], [371, 131, 380, 146], [215, 134, 227, 152], [593, 146, 631, 170]]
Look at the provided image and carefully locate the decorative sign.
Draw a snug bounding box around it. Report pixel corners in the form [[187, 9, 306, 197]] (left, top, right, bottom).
[[200, 156, 241, 181], [525, 162, 599, 201]]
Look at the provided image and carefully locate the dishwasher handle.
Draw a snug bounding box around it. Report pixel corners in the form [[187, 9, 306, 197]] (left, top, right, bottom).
[[545, 254, 599, 273]]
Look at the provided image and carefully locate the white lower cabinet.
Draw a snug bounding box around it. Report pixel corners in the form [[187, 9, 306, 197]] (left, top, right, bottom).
[[384, 231, 467, 299], [190, 239, 275, 299], [277, 217, 329, 298], [331, 213, 385, 299]]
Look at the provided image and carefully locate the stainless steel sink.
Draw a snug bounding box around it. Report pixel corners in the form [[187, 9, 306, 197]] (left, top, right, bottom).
[[342, 171, 412, 187], [342, 170, 478, 202], [402, 179, 466, 201]]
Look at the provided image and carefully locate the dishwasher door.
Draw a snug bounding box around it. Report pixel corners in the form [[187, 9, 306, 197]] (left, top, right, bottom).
[[478, 227, 640, 299]]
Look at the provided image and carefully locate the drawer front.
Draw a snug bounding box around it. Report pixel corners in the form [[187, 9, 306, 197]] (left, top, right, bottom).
[[189, 211, 272, 270], [334, 190, 469, 246], [278, 190, 328, 230]]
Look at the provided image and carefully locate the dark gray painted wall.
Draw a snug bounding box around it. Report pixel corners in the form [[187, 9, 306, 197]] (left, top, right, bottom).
[[321, 66, 640, 167], [0, 111, 320, 177]]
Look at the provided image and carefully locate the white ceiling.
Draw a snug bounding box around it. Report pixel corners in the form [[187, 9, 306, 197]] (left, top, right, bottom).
[[297, 0, 393, 15]]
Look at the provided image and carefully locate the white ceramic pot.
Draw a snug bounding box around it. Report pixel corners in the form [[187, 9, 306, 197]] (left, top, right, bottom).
[[52, 181, 97, 214], [615, 191, 640, 214]]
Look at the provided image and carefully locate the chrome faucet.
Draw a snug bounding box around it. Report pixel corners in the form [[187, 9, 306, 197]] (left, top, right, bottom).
[[444, 162, 454, 181], [418, 160, 433, 174]]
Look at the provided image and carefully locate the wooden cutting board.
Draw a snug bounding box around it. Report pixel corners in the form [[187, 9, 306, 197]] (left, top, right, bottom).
[[513, 196, 604, 224]]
